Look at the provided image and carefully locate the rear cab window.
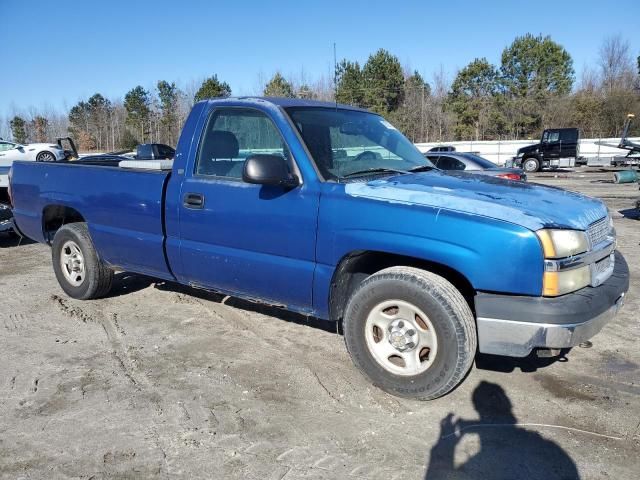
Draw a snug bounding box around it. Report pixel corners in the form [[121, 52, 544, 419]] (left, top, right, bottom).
[[560, 129, 578, 142]]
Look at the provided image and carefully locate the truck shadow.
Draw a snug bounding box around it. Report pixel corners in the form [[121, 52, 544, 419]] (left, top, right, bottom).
[[156, 281, 340, 334], [105, 272, 339, 334], [424, 381, 580, 479], [475, 350, 571, 373], [0, 233, 35, 249]]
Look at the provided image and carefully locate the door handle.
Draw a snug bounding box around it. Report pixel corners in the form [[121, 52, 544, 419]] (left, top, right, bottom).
[[183, 192, 204, 209]]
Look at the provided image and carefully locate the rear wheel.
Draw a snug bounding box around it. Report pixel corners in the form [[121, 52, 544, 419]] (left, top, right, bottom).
[[52, 223, 113, 299], [36, 151, 56, 162], [523, 157, 540, 173], [343, 266, 477, 400]]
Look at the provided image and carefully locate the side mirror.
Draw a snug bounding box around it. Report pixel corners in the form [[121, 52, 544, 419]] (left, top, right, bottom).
[[243, 154, 299, 188]]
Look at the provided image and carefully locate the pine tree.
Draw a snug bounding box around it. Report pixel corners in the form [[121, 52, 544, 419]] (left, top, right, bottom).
[[362, 49, 405, 114], [124, 86, 151, 142], [335, 60, 364, 106], [157, 80, 180, 144], [263, 73, 295, 98], [9, 116, 27, 144], [448, 58, 500, 140], [194, 75, 232, 102]]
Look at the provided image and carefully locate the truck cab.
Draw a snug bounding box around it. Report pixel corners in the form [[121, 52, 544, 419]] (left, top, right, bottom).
[[514, 128, 580, 172]]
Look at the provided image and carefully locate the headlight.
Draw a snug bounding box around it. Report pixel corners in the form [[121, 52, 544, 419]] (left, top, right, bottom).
[[543, 266, 591, 296], [536, 229, 589, 259], [537, 229, 591, 296]]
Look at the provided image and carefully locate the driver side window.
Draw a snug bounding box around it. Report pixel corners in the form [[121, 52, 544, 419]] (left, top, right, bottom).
[[195, 108, 289, 179], [0, 142, 15, 152], [548, 132, 560, 142]]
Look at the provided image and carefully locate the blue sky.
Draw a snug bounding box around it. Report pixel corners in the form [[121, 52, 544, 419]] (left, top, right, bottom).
[[1, 0, 638, 116]]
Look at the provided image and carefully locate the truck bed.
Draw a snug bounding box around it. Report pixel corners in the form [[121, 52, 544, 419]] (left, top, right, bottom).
[[10, 161, 174, 279]]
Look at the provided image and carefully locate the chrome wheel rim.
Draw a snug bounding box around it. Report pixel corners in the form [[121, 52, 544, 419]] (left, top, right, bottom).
[[524, 159, 537, 172], [39, 152, 55, 162], [364, 299, 438, 376], [60, 240, 85, 286]]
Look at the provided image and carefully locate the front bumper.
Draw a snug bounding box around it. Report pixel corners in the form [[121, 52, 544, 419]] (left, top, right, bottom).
[[475, 251, 629, 357]]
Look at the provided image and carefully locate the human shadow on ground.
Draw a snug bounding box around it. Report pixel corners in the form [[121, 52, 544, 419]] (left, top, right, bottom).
[[618, 207, 639, 220], [424, 381, 580, 479]]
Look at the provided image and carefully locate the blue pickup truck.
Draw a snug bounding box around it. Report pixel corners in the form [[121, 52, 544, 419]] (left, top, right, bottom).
[[9, 98, 629, 400]]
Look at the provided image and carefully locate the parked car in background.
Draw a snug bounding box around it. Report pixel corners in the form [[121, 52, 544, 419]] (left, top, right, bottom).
[[0, 140, 67, 163], [135, 143, 175, 160], [0, 139, 67, 188], [426, 152, 527, 181], [510, 128, 581, 172], [427, 145, 456, 152]]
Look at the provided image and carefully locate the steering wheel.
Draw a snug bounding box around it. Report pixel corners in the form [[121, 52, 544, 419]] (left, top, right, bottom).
[[354, 150, 377, 162]]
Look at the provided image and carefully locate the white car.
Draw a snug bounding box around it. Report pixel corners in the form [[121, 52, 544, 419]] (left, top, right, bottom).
[[0, 140, 67, 187]]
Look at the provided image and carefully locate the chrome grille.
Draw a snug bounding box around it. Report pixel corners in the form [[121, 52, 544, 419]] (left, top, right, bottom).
[[587, 217, 610, 247]]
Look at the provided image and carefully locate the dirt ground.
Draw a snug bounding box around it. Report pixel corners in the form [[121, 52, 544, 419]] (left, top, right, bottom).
[[0, 168, 638, 480]]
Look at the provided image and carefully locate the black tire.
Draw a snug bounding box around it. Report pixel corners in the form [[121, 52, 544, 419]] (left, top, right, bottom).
[[343, 266, 477, 400], [51, 223, 113, 300], [522, 157, 540, 173], [0, 204, 12, 223], [36, 151, 56, 162]]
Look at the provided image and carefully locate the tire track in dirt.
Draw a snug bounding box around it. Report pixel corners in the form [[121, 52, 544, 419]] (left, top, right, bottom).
[[49, 294, 170, 478], [48, 291, 415, 477], [168, 291, 352, 404]]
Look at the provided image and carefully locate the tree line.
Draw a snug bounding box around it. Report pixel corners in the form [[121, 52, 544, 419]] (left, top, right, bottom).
[[2, 33, 638, 151]]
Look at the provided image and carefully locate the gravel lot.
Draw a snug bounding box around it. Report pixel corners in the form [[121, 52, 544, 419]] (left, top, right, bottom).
[[0, 168, 638, 479]]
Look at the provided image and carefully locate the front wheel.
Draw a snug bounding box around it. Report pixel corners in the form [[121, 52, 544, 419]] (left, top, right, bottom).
[[52, 223, 113, 300], [523, 157, 540, 173], [343, 267, 477, 400]]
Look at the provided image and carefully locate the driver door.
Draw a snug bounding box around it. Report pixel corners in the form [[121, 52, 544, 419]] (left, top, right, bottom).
[[177, 107, 320, 312], [543, 131, 561, 158]]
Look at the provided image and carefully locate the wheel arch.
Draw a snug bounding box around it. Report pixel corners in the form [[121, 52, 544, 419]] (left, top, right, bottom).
[[329, 250, 476, 322], [42, 204, 86, 244]]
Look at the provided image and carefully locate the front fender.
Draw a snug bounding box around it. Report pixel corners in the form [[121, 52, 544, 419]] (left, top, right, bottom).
[[313, 187, 544, 318]]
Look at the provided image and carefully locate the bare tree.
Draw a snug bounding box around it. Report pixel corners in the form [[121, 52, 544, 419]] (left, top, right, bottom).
[[599, 35, 635, 93]]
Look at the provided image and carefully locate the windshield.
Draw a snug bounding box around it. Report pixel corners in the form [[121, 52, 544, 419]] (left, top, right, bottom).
[[286, 107, 433, 180]]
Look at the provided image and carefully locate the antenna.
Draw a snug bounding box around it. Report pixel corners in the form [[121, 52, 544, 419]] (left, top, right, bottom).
[[333, 42, 338, 110]]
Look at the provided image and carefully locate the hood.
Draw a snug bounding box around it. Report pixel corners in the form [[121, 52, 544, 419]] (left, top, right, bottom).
[[517, 143, 540, 155], [344, 171, 608, 231]]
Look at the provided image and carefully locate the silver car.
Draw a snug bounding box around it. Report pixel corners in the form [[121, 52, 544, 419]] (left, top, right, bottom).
[[425, 152, 527, 181]]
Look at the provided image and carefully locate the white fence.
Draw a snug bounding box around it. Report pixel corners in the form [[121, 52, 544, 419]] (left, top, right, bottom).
[[415, 138, 640, 166]]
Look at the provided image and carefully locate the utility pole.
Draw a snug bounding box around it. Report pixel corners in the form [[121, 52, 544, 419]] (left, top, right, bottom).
[[421, 84, 425, 142], [333, 42, 338, 108]]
